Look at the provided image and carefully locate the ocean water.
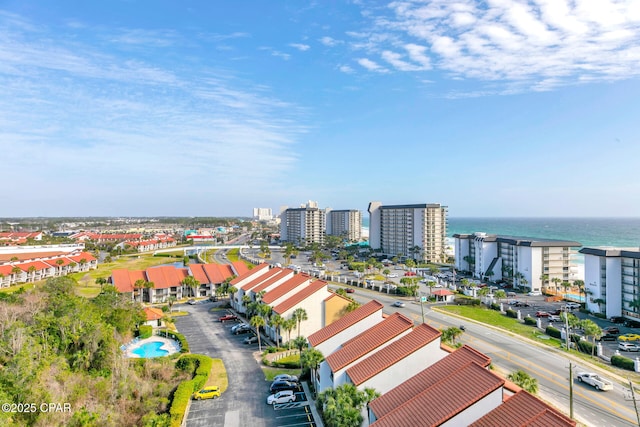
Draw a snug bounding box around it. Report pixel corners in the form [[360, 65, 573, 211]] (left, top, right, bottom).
[[362, 217, 640, 249]]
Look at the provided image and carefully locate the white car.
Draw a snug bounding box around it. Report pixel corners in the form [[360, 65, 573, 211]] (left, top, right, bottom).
[[387, 273, 398, 278], [564, 302, 581, 310], [266, 390, 296, 405], [527, 291, 542, 296]]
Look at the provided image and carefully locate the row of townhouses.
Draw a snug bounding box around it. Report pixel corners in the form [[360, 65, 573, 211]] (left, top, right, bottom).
[[454, 232, 640, 324], [212, 263, 575, 426], [110, 261, 249, 304], [279, 200, 449, 263]]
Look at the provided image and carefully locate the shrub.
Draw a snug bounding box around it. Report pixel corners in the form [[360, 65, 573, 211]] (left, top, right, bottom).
[[546, 326, 562, 339], [454, 296, 481, 306], [160, 330, 189, 353], [273, 354, 300, 369], [612, 355, 635, 371], [266, 346, 278, 354], [593, 313, 607, 319], [169, 355, 214, 427], [574, 339, 595, 355], [490, 303, 501, 311], [138, 325, 153, 339], [169, 380, 195, 427], [505, 309, 518, 319], [524, 316, 537, 325]]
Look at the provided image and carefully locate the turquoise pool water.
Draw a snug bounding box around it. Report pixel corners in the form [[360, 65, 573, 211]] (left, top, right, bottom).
[[131, 341, 169, 358]]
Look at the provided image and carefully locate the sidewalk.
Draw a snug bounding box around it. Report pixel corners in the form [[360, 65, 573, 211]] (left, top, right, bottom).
[[301, 381, 324, 427]]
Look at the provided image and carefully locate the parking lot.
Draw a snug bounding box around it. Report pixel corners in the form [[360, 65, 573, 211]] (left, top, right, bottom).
[[174, 301, 317, 427]]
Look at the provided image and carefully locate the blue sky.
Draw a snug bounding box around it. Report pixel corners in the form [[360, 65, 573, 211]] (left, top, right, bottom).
[[2, 1, 640, 218]]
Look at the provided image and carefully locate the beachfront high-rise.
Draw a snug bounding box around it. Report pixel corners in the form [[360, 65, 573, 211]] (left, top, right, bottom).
[[252, 208, 273, 221], [279, 201, 326, 245], [368, 202, 448, 263], [326, 209, 362, 242], [453, 233, 581, 292], [580, 247, 640, 321]]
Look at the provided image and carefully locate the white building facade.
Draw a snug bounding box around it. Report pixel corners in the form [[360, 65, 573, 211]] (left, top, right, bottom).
[[326, 209, 362, 242], [368, 202, 448, 263], [454, 233, 581, 292], [252, 208, 273, 221], [280, 202, 326, 245], [580, 247, 639, 321]]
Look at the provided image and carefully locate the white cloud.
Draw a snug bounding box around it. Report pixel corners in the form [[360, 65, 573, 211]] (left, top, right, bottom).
[[320, 36, 341, 46], [346, 0, 640, 89], [0, 13, 306, 215], [357, 58, 388, 72], [289, 43, 310, 51], [272, 51, 291, 60], [339, 64, 355, 73]]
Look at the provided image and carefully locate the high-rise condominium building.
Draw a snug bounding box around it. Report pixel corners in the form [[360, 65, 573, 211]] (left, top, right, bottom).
[[253, 208, 273, 221], [368, 202, 448, 263], [280, 201, 325, 245], [326, 209, 362, 242]]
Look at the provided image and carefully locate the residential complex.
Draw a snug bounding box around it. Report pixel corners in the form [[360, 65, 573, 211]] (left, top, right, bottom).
[[453, 232, 581, 292], [580, 247, 640, 321], [368, 202, 448, 263], [326, 209, 362, 242], [280, 201, 326, 245], [253, 207, 273, 221]]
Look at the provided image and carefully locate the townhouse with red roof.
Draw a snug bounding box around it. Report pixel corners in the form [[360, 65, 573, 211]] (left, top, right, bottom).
[[190, 262, 237, 296], [0, 231, 43, 245], [317, 312, 414, 393], [271, 279, 333, 339], [111, 266, 189, 303], [0, 251, 97, 288], [233, 267, 295, 315]]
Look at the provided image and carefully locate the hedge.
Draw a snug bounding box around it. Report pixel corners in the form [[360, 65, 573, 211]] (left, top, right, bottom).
[[138, 325, 153, 339], [490, 303, 501, 311], [546, 326, 562, 339], [454, 296, 481, 306], [505, 309, 518, 319], [159, 330, 189, 353], [524, 316, 537, 325], [169, 354, 214, 427], [612, 355, 636, 371]]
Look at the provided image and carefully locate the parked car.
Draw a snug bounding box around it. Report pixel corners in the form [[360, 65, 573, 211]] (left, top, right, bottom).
[[603, 326, 620, 335], [192, 386, 220, 400], [535, 311, 550, 318], [243, 335, 258, 344], [393, 301, 406, 308], [232, 324, 252, 335], [208, 295, 218, 302], [514, 301, 531, 307], [598, 333, 617, 341], [273, 374, 299, 383], [269, 381, 297, 394], [624, 319, 640, 328], [576, 372, 613, 391], [549, 309, 561, 315], [618, 333, 640, 342], [564, 302, 581, 310], [527, 291, 542, 296], [618, 342, 640, 352], [266, 390, 296, 405], [343, 287, 355, 293], [404, 271, 416, 276], [387, 273, 398, 278], [218, 314, 238, 322], [610, 316, 626, 324], [187, 299, 197, 305], [548, 315, 561, 322]]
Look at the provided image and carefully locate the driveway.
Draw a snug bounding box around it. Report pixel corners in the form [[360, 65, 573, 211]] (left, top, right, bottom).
[[174, 302, 278, 427]]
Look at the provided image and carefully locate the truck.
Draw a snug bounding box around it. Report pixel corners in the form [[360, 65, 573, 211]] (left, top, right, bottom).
[[576, 372, 613, 391]]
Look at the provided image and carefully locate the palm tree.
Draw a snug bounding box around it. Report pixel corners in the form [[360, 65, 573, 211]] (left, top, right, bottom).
[[95, 277, 107, 291], [494, 289, 506, 303], [441, 326, 464, 346], [167, 296, 177, 313], [593, 298, 606, 313], [551, 277, 562, 294], [134, 279, 146, 302], [250, 315, 266, 351], [293, 336, 308, 366], [270, 313, 284, 348], [282, 318, 296, 349], [292, 308, 308, 338], [539, 274, 549, 292], [507, 370, 538, 394], [561, 281, 571, 296], [55, 259, 64, 275], [581, 319, 602, 356], [300, 348, 324, 389], [574, 279, 585, 302], [426, 280, 437, 297], [182, 276, 200, 298]]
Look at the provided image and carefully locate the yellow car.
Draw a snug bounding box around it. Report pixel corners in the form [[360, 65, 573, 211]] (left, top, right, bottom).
[[618, 334, 640, 342], [192, 386, 220, 400]]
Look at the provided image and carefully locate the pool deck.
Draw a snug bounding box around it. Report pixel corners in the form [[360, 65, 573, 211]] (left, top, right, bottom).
[[124, 336, 180, 358]]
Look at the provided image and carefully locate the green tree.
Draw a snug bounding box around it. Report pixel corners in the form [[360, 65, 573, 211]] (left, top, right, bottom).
[[269, 313, 284, 348], [292, 307, 308, 338], [300, 348, 324, 387], [316, 384, 380, 427], [134, 279, 146, 302], [167, 296, 177, 313], [539, 274, 549, 292], [293, 335, 308, 367], [507, 370, 538, 394], [250, 315, 266, 351], [494, 289, 506, 303], [282, 318, 297, 349], [441, 326, 464, 346], [581, 319, 602, 356], [551, 277, 562, 294], [182, 275, 200, 298]]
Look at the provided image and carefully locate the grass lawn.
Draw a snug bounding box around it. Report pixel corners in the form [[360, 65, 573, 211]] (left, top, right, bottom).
[[226, 248, 255, 269], [436, 305, 565, 349], [208, 358, 229, 393], [262, 366, 301, 382]]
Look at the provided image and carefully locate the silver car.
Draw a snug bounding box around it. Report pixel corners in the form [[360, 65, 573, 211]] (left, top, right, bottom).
[[393, 301, 406, 308]]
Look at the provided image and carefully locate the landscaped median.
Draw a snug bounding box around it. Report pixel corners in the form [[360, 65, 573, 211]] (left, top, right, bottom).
[[169, 354, 228, 427]]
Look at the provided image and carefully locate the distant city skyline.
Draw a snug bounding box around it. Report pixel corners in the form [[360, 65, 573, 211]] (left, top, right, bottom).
[[2, 2, 640, 218]]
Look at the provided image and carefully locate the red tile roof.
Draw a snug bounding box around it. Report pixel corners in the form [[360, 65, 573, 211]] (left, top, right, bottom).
[[144, 307, 164, 321], [272, 280, 329, 315], [189, 264, 210, 285], [231, 261, 250, 276], [369, 345, 491, 417], [0, 265, 15, 276], [346, 323, 441, 386], [308, 300, 384, 347], [44, 257, 74, 267], [0, 251, 67, 262], [190, 263, 235, 284], [240, 267, 283, 291], [229, 263, 269, 285], [16, 260, 53, 272], [371, 362, 504, 427], [111, 269, 147, 293], [432, 289, 454, 296], [261, 273, 311, 305], [145, 266, 189, 289], [325, 312, 414, 373], [251, 269, 294, 294], [470, 390, 576, 427], [68, 252, 97, 263]]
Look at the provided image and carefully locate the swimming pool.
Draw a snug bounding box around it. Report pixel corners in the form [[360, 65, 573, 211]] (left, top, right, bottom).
[[131, 341, 169, 358]]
